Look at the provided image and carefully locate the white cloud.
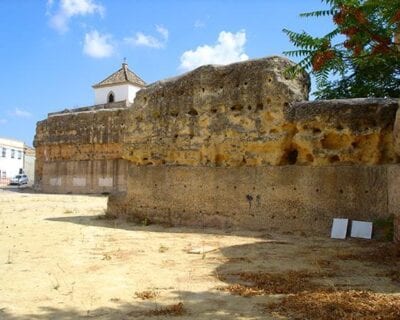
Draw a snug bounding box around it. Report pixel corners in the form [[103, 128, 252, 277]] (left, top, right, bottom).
[[11, 108, 32, 118], [156, 25, 169, 40], [0, 118, 7, 124], [194, 20, 206, 28], [179, 30, 249, 72], [124, 25, 169, 49], [48, 0, 105, 33], [83, 30, 114, 58]]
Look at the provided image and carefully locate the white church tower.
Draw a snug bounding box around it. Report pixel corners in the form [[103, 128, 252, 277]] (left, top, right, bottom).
[[92, 62, 146, 105]]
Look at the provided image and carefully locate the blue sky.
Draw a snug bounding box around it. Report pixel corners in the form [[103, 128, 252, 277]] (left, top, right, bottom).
[[0, 0, 332, 146]]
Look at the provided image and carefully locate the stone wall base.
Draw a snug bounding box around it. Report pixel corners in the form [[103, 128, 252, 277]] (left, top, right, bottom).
[[108, 164, 400, 235], [37, 159, 127, 194]]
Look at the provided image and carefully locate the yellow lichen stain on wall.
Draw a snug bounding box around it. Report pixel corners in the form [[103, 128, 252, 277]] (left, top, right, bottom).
[[34, 57, 400, 188]]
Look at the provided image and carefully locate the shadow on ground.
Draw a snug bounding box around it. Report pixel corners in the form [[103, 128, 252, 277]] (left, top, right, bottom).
[[0, 289, 270, 320], [3, 214, 398, 320]]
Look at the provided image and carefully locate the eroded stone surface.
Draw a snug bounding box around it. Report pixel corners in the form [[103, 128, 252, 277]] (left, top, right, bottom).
[[33, 56, 400, 233], [286, 98, 399, 165], [121, 56, 310, 167]]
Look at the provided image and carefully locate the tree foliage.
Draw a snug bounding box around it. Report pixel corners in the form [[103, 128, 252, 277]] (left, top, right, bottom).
[[284, 0, 400, 99]]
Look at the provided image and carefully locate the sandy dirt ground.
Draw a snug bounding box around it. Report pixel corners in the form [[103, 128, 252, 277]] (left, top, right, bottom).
[[0, 188, 399, 319]]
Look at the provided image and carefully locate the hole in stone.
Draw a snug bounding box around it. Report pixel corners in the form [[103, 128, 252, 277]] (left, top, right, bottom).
[[234, 186, 237, 189], [216, 186, 219, 189], [244, 82, 248, 86], [154, 184, 157, 187], [271, 215, 275, 219], [283, 102, 289, 107], [293, 187, 297, 191], [170, 111, 179, 117], [351, 141, 359, 149], [329, 155, 340, 163], [312, 128, 321, 134], [269, 129, 278, 134], [202, 88, 205, 93], [144, 97, 147, 103], [256, 103, 264, 111], [268, 78, 272, 82], [231, 105, 243, 111], [211, 108, 218, 114], [316, 188, 319, 192], [303, 125, 309, 130], [266, 98, 271, 104], [365, 190, 369, 194], [174, 134, 178, 138], [272, 187, 275, 191], [252, 186, 256, 191], [188, 108, 198, 116], [336, 125, 344, 130], [184, 185, 187, 188], [292, 216, 297, 219], [339, 189, 344, 194], [220, 86, 223, 90], [247, 105, 252, 110], [306, 154, 314, 162], [287, 149, 298, 165], [143, 157, 148, 161]]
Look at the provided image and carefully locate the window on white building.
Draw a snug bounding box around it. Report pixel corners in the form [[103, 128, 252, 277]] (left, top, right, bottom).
[[11, 149, 15, 158], [18, 150, 22, 159], [2, 171, 5, 178], [1, 148, 5, 157], [108, 92, 115, 103]]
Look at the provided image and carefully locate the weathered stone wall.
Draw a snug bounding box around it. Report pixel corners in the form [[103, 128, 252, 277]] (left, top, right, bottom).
[[122, 56, 310, 166], [108, 165, 399, 234], [287, 98, 399, 165], [34, 103, 128, 192], [41, 159, 127, 194], [34, 56, 400, 235]]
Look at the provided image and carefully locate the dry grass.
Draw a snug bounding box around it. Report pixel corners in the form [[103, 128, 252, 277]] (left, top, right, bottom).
[[135, 290, 158, 300], [267, 289, 400, 320], [218, 270, 332, 297], [145, 302, 185, 316]]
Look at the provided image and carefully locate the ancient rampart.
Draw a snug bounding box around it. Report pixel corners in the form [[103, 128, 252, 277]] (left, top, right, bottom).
[[34, 56, 400, 235]]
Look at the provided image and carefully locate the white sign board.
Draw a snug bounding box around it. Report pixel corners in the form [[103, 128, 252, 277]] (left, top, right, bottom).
[[350, 220, 372, 239], [331, 218, 349, 239]]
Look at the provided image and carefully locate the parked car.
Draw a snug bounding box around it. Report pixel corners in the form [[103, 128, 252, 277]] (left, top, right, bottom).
[[9, 174, 28, 186]]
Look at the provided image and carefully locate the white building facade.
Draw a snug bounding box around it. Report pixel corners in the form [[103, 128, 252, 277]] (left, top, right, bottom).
[[0, 138, 25, 179], [92, 62, 146, 105]]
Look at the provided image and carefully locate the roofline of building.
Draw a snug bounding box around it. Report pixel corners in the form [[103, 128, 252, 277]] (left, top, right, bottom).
[[92, 81, 146, 89]]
